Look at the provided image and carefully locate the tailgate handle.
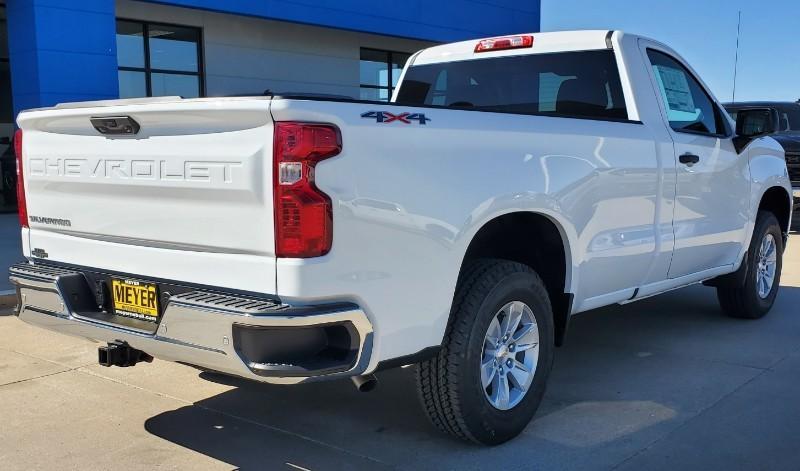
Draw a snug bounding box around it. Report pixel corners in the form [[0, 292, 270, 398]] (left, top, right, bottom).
[[90, 116, 140, 135]]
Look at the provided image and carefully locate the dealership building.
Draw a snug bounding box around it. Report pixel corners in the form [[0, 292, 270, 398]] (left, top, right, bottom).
[[0, 0, 539, 209]]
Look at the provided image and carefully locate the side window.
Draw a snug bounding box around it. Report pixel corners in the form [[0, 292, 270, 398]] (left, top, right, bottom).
[[737, 109, 774, 136], [647, 49, 725, 136], [779, 112, 791, 132], [396, 50, 628, 120]]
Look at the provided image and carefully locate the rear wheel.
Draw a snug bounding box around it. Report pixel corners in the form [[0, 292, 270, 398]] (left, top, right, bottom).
[[717, 211, 783, 319], [415, 259, 554, 445]]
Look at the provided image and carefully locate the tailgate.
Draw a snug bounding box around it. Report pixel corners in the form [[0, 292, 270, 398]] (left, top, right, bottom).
[[17, 97, 277, 294]]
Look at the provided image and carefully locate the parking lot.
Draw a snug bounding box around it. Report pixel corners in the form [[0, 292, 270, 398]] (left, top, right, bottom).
[[0, 232, 798, 470]]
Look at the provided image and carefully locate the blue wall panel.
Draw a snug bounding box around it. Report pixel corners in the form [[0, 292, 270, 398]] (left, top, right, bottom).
[[141, 0, 541, 42], [5, 0, 539, 115], [6, 0, 119, 116]]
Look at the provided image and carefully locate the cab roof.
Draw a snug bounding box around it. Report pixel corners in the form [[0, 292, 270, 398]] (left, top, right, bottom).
[[724, 101, 800, 108], [412, 30, 621, 66]]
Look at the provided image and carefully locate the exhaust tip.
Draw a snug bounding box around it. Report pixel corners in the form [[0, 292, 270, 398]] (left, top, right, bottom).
[[351, 374, 378, 393]]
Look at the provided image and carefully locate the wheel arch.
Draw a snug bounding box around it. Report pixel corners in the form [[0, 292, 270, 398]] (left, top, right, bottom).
[[759, 186, 792, 239], [747, 137, 792, 240], [456, 211, 575, 346]]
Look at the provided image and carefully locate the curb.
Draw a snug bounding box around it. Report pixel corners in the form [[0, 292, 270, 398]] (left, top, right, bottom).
[[0, 289, 18, 308]]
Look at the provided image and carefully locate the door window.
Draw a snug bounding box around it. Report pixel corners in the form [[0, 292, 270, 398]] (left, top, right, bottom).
[[647, 49, 726, 136]]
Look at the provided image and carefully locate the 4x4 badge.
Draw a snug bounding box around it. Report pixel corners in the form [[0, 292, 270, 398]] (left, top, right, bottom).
[[361, 111, 430, 125]]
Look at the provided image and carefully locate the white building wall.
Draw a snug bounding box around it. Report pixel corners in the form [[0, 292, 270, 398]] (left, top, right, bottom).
[[116, 0, 435, 98]]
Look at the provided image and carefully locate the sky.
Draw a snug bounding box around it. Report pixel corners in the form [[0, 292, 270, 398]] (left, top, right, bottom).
[[541, 0, 800, 103]]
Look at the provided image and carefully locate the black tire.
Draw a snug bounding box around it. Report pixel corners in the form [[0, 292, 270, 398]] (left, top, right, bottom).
[[415, 259, 554, 445], [717, 211, 783, 319]]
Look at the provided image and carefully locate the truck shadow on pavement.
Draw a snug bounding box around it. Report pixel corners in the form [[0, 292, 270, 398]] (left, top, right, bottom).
[[144, 284, 800, 470]]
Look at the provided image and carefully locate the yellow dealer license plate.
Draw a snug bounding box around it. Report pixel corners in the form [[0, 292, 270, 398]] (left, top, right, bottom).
[[111, 278, 159, 321]]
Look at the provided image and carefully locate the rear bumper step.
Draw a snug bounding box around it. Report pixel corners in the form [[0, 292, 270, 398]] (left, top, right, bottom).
[[9, 262, 374, 384]]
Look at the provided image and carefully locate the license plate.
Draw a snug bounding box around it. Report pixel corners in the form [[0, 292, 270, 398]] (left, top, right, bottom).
[[111, 278, 159, 321]]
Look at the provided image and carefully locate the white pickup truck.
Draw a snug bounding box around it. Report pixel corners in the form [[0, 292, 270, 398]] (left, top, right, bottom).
[[10, 30, 793, 445]]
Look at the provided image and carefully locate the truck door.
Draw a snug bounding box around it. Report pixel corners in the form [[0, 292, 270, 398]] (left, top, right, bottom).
[[641, 45, 750, 279]]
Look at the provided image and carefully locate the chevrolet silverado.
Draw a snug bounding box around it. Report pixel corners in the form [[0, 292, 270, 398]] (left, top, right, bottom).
[[9, 31, 793, 444]]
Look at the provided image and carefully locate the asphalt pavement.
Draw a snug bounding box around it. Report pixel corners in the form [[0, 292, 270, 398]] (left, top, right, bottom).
[[1, 233, 799, 470]]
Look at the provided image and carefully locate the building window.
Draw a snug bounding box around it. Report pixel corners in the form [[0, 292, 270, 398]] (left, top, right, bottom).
[[0, 5, 11, 123], [360, 48, 411, 102], [116, 20, 203, 99], [0, 3, 17, 212], [0, 4, 11, 125]]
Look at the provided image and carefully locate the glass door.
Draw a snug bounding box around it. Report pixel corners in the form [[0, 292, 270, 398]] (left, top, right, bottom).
[[0, 3, 17, 212]]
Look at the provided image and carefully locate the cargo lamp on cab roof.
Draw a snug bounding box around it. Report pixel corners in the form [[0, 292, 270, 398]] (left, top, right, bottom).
[[474, 35, 534, 53]]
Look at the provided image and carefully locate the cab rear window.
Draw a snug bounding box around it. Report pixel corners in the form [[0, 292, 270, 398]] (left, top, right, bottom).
[[395, 50, 628, 120]]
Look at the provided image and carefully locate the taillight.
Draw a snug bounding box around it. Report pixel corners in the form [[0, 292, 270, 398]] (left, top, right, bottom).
[[13, 129, 28, 228], [474, 35, 534, 53], [273, 122, 341, 258]]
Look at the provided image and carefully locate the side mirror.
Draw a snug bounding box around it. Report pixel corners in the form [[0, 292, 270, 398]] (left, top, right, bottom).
[[733, 108, 779, 153]]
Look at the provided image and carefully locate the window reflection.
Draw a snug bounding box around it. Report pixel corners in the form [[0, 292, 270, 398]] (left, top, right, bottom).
[[151, 73, 200, 98], [116, 20, 203, 98], [0, 4, 16, 212], [149, 25, 199, 72], [360, 48, 410, 102], [118, 70, 146, 99], [116, 21, 145, 68]]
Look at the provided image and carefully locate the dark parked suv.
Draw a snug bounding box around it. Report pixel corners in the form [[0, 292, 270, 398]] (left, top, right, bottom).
[[725, 101, 800, 226]]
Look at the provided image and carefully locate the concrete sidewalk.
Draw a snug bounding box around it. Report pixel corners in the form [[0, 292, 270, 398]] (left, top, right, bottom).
[[0, 233, 798, 470]]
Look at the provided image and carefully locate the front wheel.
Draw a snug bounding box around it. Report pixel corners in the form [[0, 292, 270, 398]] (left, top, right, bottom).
[[415, 259, 554, 445], [717, 211, 784, 319]]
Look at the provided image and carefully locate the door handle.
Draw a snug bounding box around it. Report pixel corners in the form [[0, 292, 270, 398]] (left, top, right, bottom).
[[679, 153, 700, 166]]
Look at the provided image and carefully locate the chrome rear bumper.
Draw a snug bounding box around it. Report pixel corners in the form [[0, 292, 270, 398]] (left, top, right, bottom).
[[9, 262, 373, 384]]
